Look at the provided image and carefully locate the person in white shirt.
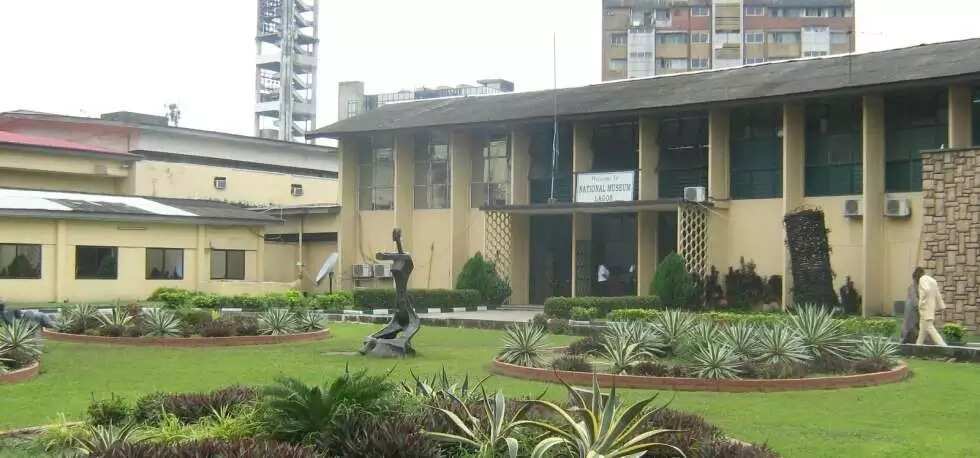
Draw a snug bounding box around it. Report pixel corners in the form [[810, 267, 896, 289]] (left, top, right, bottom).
[[914, 267, 947, 346], [596, 263, 610, 297]]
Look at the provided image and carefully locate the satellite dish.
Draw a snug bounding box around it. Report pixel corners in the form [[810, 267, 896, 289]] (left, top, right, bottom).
[[315, 252, 339, 285]]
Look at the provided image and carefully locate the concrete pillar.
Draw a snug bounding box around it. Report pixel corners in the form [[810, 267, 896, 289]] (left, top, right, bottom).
[[862, 94, 886, 317], [508, 127, 531, 303], [337, 137, 361, 290], [782, 101, 806, 308], [256, 226, 266, 282], [572, 122, 595, 297], [196, 225, 209, 291], [393, 132, 415, 251], [54, 220, 68, 302], [708, 108, 731, 204], [511, 127, 532, 205], [949, 84, 973, 148], [449, 129, 474, 285], [637, 116, 660, 295]]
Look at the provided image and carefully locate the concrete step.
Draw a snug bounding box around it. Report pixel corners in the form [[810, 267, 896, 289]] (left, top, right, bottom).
[[499, 304, 545, 312]]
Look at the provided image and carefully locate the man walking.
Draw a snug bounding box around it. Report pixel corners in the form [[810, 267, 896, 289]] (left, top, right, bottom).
[[596, 263, 610, 297], [914, 267, 947, 346]]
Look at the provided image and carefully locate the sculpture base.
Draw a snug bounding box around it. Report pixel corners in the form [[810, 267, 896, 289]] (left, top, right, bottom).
[[359, 337, 415, 358]]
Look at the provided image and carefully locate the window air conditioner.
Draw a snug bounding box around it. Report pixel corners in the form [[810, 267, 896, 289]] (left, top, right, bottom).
[[214, 177, 227, 190], [291, 184, 304, 196], [373, 264, 393, 279], [683, 186, 707, 203], [843, 198, 862, 217], [884, 197, 911, 218], [352, 264, 374, 279]]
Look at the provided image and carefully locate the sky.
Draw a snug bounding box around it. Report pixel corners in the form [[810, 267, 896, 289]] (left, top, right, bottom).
[[1, 0, 979, 143]]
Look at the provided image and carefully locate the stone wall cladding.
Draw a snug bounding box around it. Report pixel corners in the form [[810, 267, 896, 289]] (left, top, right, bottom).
[[920, 149, 980, 332], [41, 328, 330, 347]]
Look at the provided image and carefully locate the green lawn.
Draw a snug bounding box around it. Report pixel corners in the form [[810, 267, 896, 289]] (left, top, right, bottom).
[[2, 322, 979, 458]]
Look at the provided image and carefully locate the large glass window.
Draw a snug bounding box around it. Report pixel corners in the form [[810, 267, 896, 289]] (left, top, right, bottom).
[[659, 115, 709, 198], [358, 135, 395, 210], [414, 131, 451, 209], [529, 124, 573, 203], [0, 244, 41, 279], [731, 105, 783, 199], [805, 99, 863, 196], [76, 246, 118, 279], [656, 33, 688, 45], [471, 130, 511, 207], [211, 249, 245, 280], [146, 248, 184, 280], [885, 89, 948, 192]]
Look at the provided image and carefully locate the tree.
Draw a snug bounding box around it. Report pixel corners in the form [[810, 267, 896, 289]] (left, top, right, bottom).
[[649, 253, 695, 308], [456, 252, 512, 305]]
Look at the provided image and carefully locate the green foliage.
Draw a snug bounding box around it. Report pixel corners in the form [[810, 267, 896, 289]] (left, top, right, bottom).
[[700, 311, 786, 328], [36, 414, 87, 454], [653, 309, 696, 355], [232, 315, 260, 336], [353, 288, 482, 309], [688, 341, 743, 379], [424, 390, 530, 458], [97, 307, 133, 329], [607, 308, 661, 322], [498, 322, 550, 367], [565, 335, 603, 356], [544, 296, 662, 319], [942, 323, 966, 343], [149, 287, 194, 307], [400, 366, 490, 404], [60, 304, 102, 334], [87, 394, 131, 426], [570, 306, 597, 321], [755, 325, 811, 368], [142, 308, 183, 337], [837, 317, 898, 337], [257, 309, 298, 336], [0, 319, 42, 366], [721, 322, 760, 361], [551, 354, 593, 372], [102, 439, 318, 458], [200, 319, 235, 337], [74, 422, 142, 456], [311, 291, 354, 312], [724, 258, 768, 308], [455, 252, 512, 305], [603, 321, 663, 356], [650, 253, 696, 308], [851, 336, 899, 367], [599, 337, 651, 374], [787, 305, 851, 360], [293, 310, 326, 332], [190, 293, 221, 310], [325, 410, 443, 458], [174, 308, 214, 331]]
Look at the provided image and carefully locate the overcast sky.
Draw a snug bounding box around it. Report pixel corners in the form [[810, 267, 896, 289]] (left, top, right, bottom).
[[1, 0, 979, 142]]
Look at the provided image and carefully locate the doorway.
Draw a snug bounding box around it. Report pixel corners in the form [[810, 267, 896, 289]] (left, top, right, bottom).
[[529, 215, 572, 304], [592, 213, 638, 296], [658, 212, 678, 263]]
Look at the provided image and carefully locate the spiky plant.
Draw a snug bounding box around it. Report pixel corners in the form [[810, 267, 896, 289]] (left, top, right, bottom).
[[788, 305, 851, 360], [522, 374, 684, 458], [74, 422, 142, 456], [293, 310, 326, 332], [52, 311, 77, 333], [400, 366, 490, 403], [755, 325, 811, 367], [0, 319, 43, 364], [498, 322, 549, 367], [258, 309, 298, 336], [652, 309, 696, 355], [425, 390, 532, 458], [599, 337, 652, 375], [141, 308, 183, 337], [603, 321, 664, 356], [682, 321, 722, 355], [98, 307, 133, 329], [720, 322, 759, 361], [852, 336, 899, 365], [687, 341, 742, 380]]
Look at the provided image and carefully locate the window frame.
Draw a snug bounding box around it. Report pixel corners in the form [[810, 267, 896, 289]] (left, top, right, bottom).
[[745, 31, 764, 44], [730, 105, 784, 200], [804, 99, 864, 197], [745, 6, 765, 16], [610, 32, 627, 47], [885, 89, 949, 192], [690, 57, 710, 69], [210, 249, 246, 281], [690, 31, 709, 44], [414, 130, 452, 210], [0, 243, 42, 279], [75, 245, 118, 280], [358, 135, 395, 211], [656, 32, 688, 45], [690, 5, 709, 17], [608, 58, 627, 72], [145, 247, 185, 280], [471, 129, 511, 207]]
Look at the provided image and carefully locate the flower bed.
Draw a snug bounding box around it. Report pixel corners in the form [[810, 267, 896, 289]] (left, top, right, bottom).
[[0, 361, 40, 385], [490, 358, 909, 392], [41, 328, 330, 347]]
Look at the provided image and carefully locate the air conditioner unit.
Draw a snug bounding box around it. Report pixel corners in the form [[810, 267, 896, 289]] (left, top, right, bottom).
[[885, 197, 911, 218], [213, 177, 227, 190], [683, 186, 707, 203], [373, 264, 392, 279], [352, 264, 374, 279], [843, 198, 863, 217], [290, 185, 304, 197]]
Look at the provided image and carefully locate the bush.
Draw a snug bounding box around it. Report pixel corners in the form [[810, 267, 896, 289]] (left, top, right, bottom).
[[943, 323, 966, 343], [232, 315, 260, 336], [543, 296, 661, 319], [570, 306, 597, 321], [200, 319, 235, 338], [455, 252, 512, 305], [190, 293, 220, 309], [217, 294, 265, 312], [133, 392, 167, 424], [701, 311, 786, 327], [148, 287, 194, 308], [643, 408, 723, 458], [837, 317, 898, 337], [322, 410, 442, 458], [627, 361, 672, 377], [650, 253, 696, 308], [156, 386, 258, 423], [311, 291, 354, 312], [551, 354, 593, 372], [606, 308, 660, 322], [86, 394, 131, 426], [724, 258, 768, 308], [103, 439, 318, 458], [174, 308, 213, 331], [565, 335, 603, 355], [531, 313, 548, 328], [353, 288, 482, 310]]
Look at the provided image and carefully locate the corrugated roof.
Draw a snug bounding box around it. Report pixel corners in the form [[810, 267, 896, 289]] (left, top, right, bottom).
[[310, 38, 980, 138], [0, 188, 280, 226], [0, 130, 139, 158]]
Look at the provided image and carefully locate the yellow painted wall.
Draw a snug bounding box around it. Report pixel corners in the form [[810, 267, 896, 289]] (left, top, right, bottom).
[[0, 169, 122, 194], [882, 192, 924, 313], [802, 196, 865, 292], [709, 199, 785, 278], [0, 148, 129, 178], [411, 210, 454, 289]]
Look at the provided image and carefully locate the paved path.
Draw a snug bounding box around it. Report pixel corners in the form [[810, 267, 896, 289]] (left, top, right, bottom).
[[418, 309, 539, 323]]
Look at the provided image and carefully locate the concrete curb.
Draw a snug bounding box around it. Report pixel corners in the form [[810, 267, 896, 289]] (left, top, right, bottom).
[[0, 361, 40, 385]]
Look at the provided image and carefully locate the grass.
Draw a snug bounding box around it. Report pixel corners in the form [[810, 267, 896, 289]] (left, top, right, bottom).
[[1, 322, 979, 457]]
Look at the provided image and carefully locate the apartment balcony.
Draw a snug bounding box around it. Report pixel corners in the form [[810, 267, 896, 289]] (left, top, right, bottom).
[[255, 52, 317, 72]]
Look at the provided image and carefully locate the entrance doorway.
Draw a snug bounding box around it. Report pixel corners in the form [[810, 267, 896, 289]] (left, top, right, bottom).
[[529, 215, 572, 304], [592, 213, 637, 296], [658, 212, 678, 263]]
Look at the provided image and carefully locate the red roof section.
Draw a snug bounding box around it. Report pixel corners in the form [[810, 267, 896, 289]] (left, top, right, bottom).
[[0, 130, 138, 158]]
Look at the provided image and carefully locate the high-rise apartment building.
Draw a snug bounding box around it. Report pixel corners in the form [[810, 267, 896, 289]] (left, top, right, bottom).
[[601, 0, 854, 81]]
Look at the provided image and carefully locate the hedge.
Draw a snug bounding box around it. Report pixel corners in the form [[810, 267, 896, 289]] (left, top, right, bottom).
[[544, 296, 661, 319], [146, 287, 353, 312], [352, 288, 482, 310], [596, 308, 898, 337], [606, 309, 660, 322]]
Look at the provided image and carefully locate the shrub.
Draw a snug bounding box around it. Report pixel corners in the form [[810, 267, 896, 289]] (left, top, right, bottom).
[[650, 253, 696, 308], [599, 337, 651, 374], [294, 311, 326, 332], [0, 319, 43, 366], [232, 315, 260, 336], [643, 408, 723, 458], [258, 309, 298, 335], [149, 287, 194, 308], [156, 385, 257, 423], [175, 308, 214, 331], [627, 361, 671, 377], [570, 306, 597, 321], [943, 323, 966, 343], [455, 252, 512, 305], [544, 296, 661, 319], [837, 317, 898, 337], [851, 336, 899, 369], [787, 305, 851, 360], [133, 392, 168, 424], [755, 326, 811, 371], [103, 439, 318, 458], [142, 308, 183, 337], [551, 354, 593, 372], [353, 288, 482, 310], [97, 307, 133, 329], [546, 318, 570, 335], [200, 319, 235, 338], [531, 313, 548, 328], [724, 258, 768, 308], [190, 293, 220, 309], [323, 411, 442, 458], [311, 291, 353, 312], [86, 394, 131, 426], [688, 341, 742, 380], [217, 294, 265, 311], [99, 325, 126, 337], [565, 335, 603, 355], [498, 322, 549, 367], [607, 308, 660, 322], [653, 309, 696, 355], [702, 311, 786, 328]]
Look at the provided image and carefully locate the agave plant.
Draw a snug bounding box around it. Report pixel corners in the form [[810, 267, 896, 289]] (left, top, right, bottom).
[[720, 322, 759, 361], [682, 321, 722, 355], [0, 319, 43, 364], [604, 321, 664, 356], [424, 390, 532, 458], [52, 312, 77, 333], [755, 325, 811, 367], [687, 341, 742, 380], [400, 366, 490, 403], [58, 304, 101, 333], [599, 337, 651, 375], [293, 310, 326, 332], [788, 305, 851, 360], [141, 308, 183, 337], [522, 374, 684, 458], [74, 422, 142, 456], [258, 309, 298, 335], [652, 309, 696, 355], [851, 336, 899, 364], [498, 322, 549, 367], [98, 307, 133, 329]]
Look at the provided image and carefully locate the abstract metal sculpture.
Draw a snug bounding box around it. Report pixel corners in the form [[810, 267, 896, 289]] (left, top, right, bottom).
[[359, 228, 420, 357]]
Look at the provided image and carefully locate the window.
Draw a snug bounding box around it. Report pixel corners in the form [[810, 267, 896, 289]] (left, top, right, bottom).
[[690, 57, 710, 69], [656, 58, 687, 70], [885, 89, 948, 192], [745, 57, 765, 65], [608, 58, 626, 72], [414, 131, 451, 209], [691, 31, 709, 44], [715, 32, 741, 46], [146, 248, 184, 280], [803, 7, 822, 17], [691, 6, 709, 16], [730, 106, 783, 199], [659, 116, 709, 198], [745, 31, 764, 44], [805, 99, 863, 196], [471, 130, 511, 207], [828, 7, 846, 17], [768, 32, 800, 44], [358, 135, 395, 210], [656, 33, 688, 45], [610, 32, 627, 47], [803, 51, 828, 57], [770, 8, 801, 18], [211, 249, 245, 280], [290, 184, 303, 196], [213, 176, 227, 190], [745, 6, 764, 16], [630, 10, 646, 27], [629, 51, 653, 60], [831, 31, 850, 45], [0, 244, 41, 279], [76, 246, 117, 279], [654, 9, 670, 21]]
